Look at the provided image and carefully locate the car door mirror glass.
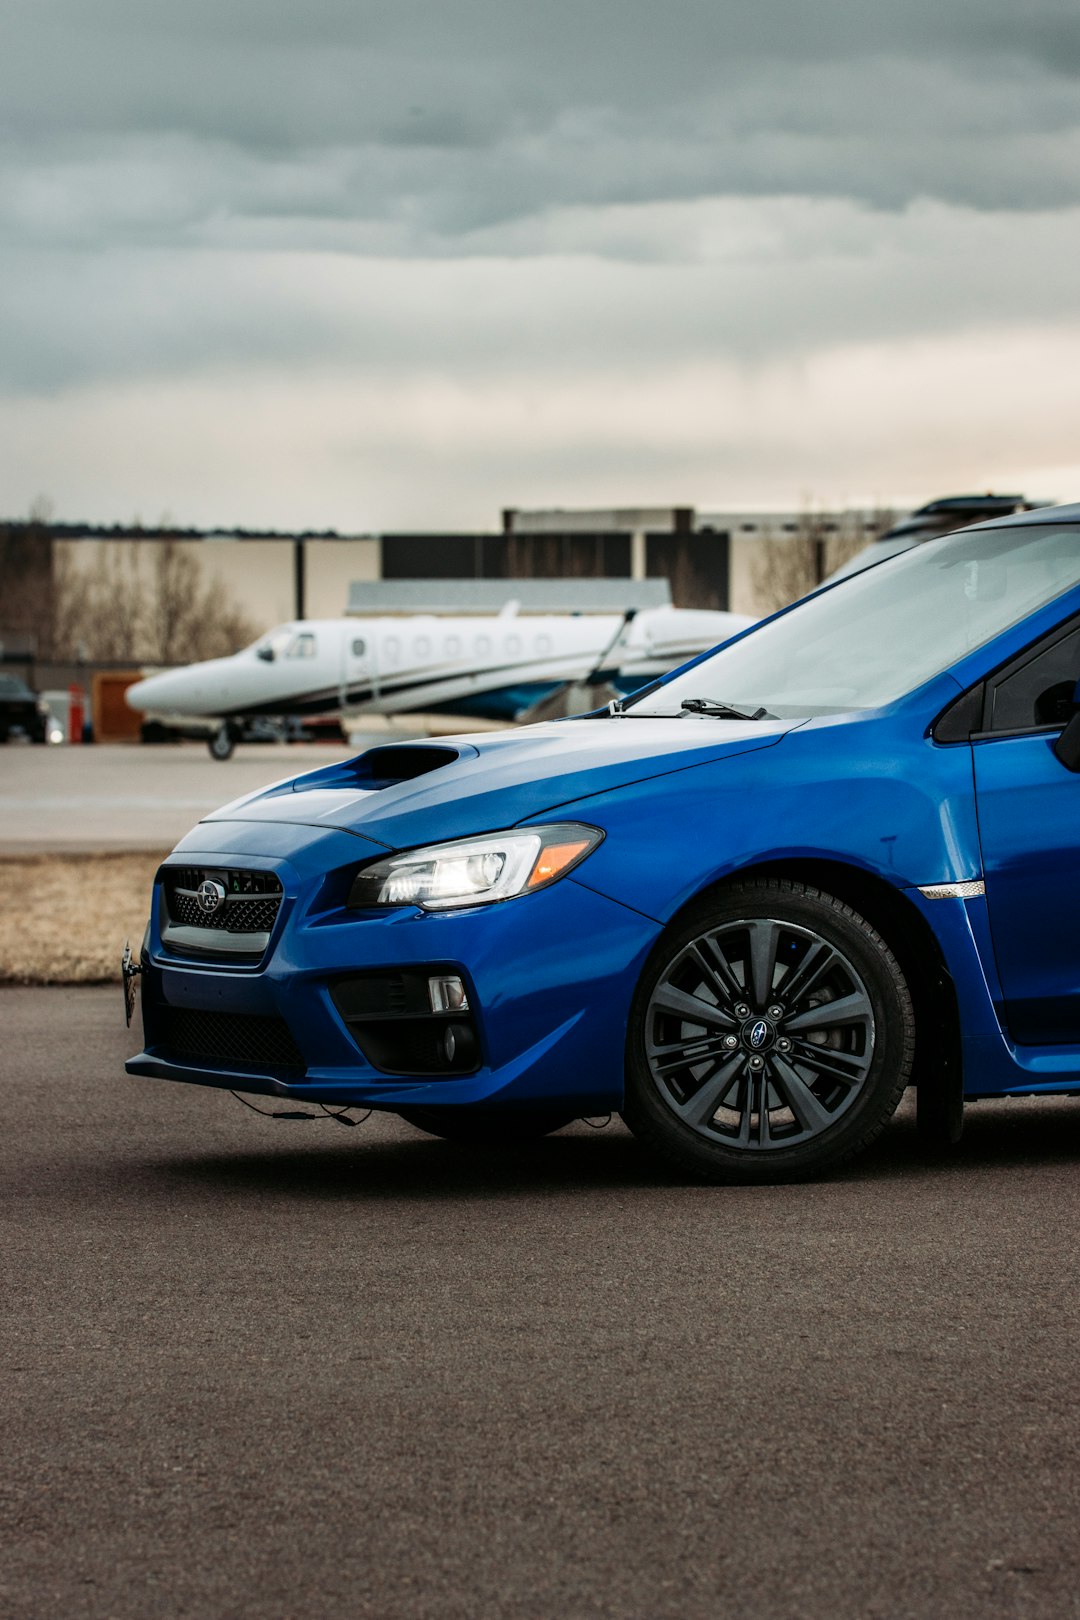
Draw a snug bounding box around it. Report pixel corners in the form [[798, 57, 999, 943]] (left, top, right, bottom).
[[1034, 679, 1079, 727]]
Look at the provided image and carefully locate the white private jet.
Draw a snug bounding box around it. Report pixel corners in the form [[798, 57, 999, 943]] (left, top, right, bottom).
[[125, 603, 755, 757]]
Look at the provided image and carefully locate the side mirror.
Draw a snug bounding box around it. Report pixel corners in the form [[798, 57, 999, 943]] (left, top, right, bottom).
[[256, 645, 275, 662], [1053, 707, 1080, 772]]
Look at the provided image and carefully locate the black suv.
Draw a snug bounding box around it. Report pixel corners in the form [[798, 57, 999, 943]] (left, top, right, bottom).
[[0, 674, 49, 742]]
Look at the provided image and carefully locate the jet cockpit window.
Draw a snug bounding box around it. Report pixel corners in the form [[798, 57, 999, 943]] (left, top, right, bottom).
[[252, 627, 295, 661], [286, 632, 317, 659]]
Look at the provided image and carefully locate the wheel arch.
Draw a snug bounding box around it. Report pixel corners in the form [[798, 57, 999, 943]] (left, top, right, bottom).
[[669, 856, 962, 1106]]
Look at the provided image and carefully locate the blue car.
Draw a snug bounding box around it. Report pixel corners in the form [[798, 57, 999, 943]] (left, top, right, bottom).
[[126, 505, 1080, 1181]]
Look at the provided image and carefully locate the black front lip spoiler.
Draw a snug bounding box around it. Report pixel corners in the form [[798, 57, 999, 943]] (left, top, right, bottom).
[[125, 1050, 447, 1106], [126, 1051, 299, 1098]]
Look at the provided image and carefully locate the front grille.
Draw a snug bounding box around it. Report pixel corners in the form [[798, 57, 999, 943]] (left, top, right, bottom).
[[155, 1006, 305, 1073], [164, 868, 283, 936], [170, 892, 281, 933]]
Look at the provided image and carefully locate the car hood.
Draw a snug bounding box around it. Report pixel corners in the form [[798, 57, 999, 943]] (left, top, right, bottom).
[[204, 716, 801, 850]]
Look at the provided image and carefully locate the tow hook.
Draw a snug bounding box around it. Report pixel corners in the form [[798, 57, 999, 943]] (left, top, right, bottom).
[[121, 939, 143, 1027]]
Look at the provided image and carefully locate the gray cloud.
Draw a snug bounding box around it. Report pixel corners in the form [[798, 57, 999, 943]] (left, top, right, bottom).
[[3, 0, 1080, 524], [4, 1, 1080, 241], [4, 196, 1079, 394]]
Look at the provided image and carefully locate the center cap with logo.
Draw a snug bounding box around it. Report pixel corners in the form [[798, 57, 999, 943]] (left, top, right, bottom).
[[196, 878, 227, 915], [743, 1017, 775, 1052]]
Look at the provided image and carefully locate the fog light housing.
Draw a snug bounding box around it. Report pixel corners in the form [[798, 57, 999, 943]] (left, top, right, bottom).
[[443, 1021, 478, 1067], [429, 974, 469, 1014]]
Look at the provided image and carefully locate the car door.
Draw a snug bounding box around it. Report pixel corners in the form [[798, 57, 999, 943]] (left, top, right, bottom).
[[972, 618, 1080, 1044]]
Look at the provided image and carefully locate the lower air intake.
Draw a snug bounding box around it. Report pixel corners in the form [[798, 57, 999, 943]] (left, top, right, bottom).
[[155, 1007, 305, 1074]]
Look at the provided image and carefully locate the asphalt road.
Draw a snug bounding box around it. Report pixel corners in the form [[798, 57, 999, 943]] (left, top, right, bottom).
[[5, 988, 1080, 1620]]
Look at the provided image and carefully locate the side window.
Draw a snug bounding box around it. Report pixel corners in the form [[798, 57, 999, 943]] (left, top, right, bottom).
[[987, 624, 1080, 734], [351, 638, 366, 657]]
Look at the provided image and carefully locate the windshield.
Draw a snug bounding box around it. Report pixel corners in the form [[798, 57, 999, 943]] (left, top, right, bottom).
[[628, 524, 1080, 719]]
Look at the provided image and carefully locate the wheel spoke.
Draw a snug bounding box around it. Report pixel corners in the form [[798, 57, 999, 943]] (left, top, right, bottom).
[[651, 983, 737, 1028], [752, 1075, 770, 1147], [647, 1033, 734, 1076], [735, 1074, 754, 1144], [770, 1054, 834, 1135], [692, 937, 745, 1005], [784, 990, 872, 1032], [778, 940, 838, 1009], [789, 1040, 870, 1087], [746, 919, 782, 1008], [673, 1055, 744, 1127]]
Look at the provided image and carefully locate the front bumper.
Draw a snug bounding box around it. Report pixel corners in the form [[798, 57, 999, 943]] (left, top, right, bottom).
[[127, 818, 659, 1112]]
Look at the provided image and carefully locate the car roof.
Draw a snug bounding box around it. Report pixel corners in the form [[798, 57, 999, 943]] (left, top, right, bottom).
[[960, 500, 1080, 532]]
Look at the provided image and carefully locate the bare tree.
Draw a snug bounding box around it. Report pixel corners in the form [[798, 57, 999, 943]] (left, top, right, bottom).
[[0, 498, 57, 656], [48, 534, 257, 664], [150, 538, 257, 663], [750, 510, 895, 614], [91, 542, 147, 660]]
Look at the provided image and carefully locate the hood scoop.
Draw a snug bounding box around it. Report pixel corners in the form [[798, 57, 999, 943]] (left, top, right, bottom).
[[343, 744, 463, 791], [204, 741, 477, 832], [278, 741, 476, 799]]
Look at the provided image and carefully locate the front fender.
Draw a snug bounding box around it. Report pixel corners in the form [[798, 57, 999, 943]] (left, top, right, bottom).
[[537, 717, 982, 925]]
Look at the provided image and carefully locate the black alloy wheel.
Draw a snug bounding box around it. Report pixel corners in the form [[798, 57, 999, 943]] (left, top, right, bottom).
[[622, 879, 915, 1183], [396, 1107, 576, 1143]]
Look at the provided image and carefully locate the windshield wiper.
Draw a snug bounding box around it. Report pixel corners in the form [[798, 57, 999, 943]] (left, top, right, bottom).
[[679, 698, 776, 720]]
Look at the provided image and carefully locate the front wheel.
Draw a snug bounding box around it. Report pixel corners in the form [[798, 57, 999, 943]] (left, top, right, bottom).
[[208, 723, 236, 761], [397, 1107, 575, 1143], [622, 879, 915, 1184]]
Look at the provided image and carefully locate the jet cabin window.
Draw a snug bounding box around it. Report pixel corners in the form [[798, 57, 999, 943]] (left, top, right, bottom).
[[286, 633, 317, 659], [352, 639, 366, 657]]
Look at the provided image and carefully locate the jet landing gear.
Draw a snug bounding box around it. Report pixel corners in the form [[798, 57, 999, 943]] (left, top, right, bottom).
[[206, 715, 341, 758], [208, 723, 238, 761]]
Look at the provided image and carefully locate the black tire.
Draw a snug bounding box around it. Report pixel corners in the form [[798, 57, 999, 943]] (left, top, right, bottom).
[[208, 724, 236, 761], [622, 878, 915, 1184], [397, 1107, 575, 1143]]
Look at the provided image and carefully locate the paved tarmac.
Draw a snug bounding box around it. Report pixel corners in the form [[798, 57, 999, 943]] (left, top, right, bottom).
[[5, 987, 1080, 1619], [0, 741, 374, 853]]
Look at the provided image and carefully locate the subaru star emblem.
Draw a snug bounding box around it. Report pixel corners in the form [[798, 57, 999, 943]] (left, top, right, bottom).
[[749, 1020, 770, 1050], [196, 878, 227, 915]]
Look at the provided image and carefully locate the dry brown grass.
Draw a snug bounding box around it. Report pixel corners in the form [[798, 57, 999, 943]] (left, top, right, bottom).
[[0, 853, 166, 983]]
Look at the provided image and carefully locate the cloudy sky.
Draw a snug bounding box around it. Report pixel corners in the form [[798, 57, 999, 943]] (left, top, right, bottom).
[[3, 0, 1080, 529]]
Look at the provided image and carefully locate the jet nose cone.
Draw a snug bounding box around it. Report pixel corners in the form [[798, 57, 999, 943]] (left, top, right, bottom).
[[126, 672, 185, 712], [125, 676, 155, 712]]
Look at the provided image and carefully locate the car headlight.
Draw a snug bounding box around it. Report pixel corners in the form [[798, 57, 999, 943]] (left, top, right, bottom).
[[348, 823, 604, 911]]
